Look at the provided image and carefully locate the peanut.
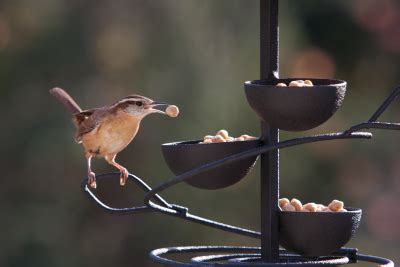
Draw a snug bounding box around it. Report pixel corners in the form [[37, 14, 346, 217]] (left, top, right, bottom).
[[289, 80, 303, 87], [166, 105, 179, 117], [304, 80, 313, 86], [241, 134, 257, 140], [213, 135, 226, 143], [328, 200, 344, 212], [290, 198, 303, 211], [282, 203, 296, 212], [216, 130, 229, 139], [276, 83, 287, 87], [279, 198, 290, 208], [201, 138, 212, 144], [303, 203, 318, 212]]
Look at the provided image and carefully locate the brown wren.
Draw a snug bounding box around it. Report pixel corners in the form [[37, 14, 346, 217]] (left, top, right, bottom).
[[50, 87, 173, 189]]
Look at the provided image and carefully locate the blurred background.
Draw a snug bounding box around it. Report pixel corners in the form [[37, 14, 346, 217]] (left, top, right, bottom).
[[1, 0, 400, 266]]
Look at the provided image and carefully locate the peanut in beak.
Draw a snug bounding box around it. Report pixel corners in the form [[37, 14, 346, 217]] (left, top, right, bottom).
[[147, 102, 179, 117], [146, 102, 168, 114]]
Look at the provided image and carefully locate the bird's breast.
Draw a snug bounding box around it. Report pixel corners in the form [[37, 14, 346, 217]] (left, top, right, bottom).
[[82, 112, 141, 156]]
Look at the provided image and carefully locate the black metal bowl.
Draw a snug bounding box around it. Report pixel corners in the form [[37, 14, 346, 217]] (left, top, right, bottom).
[[244, 78, 347, 131], [161, 139, 261, 189], [279, 207, 362, 257]]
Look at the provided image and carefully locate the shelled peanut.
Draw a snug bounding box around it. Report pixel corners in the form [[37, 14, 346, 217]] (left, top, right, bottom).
[[276, 80, 313, 87], [199, 130, 257, 144], [166, 105, 179, 117], [279, 198, 347, 212]]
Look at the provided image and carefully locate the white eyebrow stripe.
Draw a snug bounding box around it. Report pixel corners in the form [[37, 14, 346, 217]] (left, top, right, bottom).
[[122, 95, 152, 101], [109, 95, 153, 109]]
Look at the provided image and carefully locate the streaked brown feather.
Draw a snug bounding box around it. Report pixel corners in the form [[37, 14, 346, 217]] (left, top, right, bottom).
[[73, 109, 104, 143]]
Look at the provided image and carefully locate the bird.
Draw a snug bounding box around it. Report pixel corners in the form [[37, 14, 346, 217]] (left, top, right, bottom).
[[50, 87, 173, 189]]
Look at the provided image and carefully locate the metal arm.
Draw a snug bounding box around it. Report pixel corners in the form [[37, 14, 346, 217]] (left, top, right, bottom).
[[345, 85, 400, 135], [369, 85, 400, 122]]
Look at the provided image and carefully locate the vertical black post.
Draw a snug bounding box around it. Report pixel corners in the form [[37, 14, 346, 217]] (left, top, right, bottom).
[[260, 0, 279, 262]]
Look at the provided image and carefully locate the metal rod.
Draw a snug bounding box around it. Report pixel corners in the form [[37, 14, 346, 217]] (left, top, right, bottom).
[[345, 121, 400, 135], [355, 254, 394, 267], [83, 173, 261, 238], [260, 0, 279, 81], [150, 246, 360, 266], [368, 85, 400, 122], [260, 0, 279, 262], [149, 246, 395, 266], [260, 124, 280, 262]]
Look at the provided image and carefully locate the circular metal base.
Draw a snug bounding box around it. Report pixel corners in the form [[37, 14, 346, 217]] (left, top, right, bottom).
[[150, 246, 394, 267]]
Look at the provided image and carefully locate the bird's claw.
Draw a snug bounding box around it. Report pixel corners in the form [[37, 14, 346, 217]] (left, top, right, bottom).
[[120, 169, 129, 186], [88, 172, 97, 189]]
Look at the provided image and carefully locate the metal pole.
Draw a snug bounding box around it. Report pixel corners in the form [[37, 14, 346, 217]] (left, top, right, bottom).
[[260, 0, 279, 262]]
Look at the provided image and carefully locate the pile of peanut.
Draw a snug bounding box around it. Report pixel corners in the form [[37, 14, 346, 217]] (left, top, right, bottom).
[[199, 130, 257, 144], [279, 198, 347, 212], [276, 80, 314, 87]]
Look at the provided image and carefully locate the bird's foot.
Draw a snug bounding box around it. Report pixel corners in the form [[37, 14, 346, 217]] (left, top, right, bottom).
[[119, 168, 129, 186], [88, 171, 97, 189]]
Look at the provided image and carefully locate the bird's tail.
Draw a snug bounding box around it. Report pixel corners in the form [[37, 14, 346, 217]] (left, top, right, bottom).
[[50, 87, 82, 113]]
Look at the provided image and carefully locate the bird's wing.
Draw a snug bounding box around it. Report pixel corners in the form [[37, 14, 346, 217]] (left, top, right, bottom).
[[73, 109, 103, 143]]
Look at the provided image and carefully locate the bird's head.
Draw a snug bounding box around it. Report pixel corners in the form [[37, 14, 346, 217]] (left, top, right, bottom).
[[114, 95, 168, 119]]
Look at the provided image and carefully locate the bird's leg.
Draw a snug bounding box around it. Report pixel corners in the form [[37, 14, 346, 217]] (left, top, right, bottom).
[[86, 153, 97, 189], [105, 154, 129, 186]]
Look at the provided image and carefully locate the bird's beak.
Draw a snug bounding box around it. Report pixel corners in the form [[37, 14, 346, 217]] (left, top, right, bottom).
[[145, 101, 169, 114], [151, 101, 168, 106]]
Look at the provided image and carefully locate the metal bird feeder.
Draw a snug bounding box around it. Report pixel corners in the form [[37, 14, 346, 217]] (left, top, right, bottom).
[[82, 1, 399, 266]]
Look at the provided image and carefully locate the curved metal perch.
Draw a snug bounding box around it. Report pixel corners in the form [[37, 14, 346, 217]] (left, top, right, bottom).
[[82, 172, 172, 214], [82, 173, 262, 238], [149, 246, 394, 266]]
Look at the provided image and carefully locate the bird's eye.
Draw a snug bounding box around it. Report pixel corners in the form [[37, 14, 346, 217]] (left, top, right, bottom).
[[136, 101, 143, 107]]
